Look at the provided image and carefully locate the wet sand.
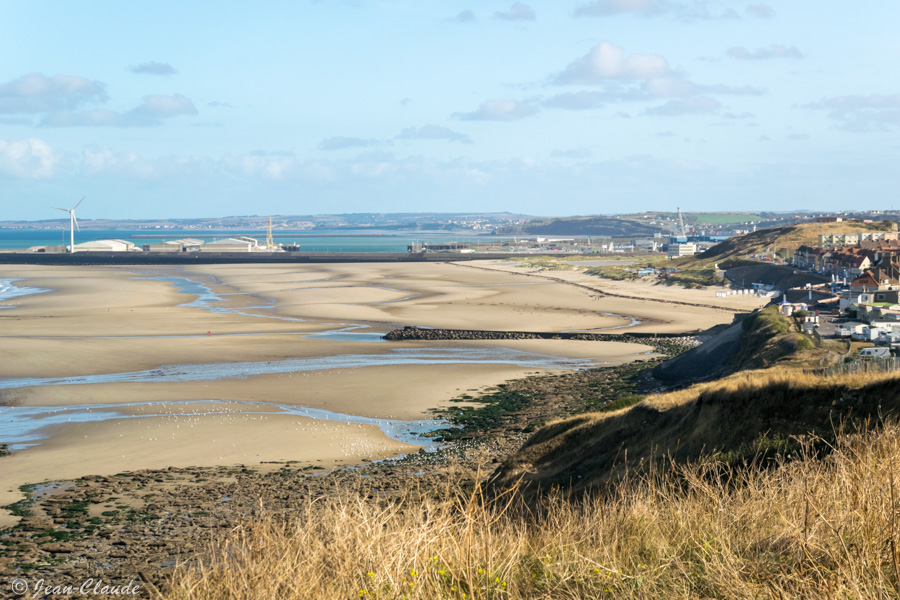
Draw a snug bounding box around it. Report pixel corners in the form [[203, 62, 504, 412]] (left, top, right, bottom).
[[459, 260, 768, 332], [0, 261, 739, 527]]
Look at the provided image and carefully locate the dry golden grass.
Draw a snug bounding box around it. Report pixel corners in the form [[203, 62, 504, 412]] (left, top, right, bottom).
[[646, 366, 900, 411], [164, 420, 900, 599], [775, 220, 894, 250]]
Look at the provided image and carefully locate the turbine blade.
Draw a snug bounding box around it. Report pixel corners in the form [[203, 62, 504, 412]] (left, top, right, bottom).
[[53, 207, 69, 212], [74, 196, 85, 210], [73, 215, 80, 231]]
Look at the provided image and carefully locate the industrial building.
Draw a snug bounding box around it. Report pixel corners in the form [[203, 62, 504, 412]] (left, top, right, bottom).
[[72, 239, 136, 252], [196, 237, 259, 252], [142, 239, 204, 252], [668, 242, 697, 260]]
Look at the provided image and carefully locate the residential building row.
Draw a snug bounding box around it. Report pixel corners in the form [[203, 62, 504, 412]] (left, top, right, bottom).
[[793, 241, 900, 280], [818, 231, 900, 247]]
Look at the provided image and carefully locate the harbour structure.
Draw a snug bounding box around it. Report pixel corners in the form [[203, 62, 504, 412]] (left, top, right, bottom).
[[142, 239, 205, 252], [196, 236, 259, 252], [72, 239, 136, 252]]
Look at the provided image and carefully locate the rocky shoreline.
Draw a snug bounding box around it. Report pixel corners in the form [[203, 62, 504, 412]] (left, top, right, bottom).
[[0, 435, 520, 596]]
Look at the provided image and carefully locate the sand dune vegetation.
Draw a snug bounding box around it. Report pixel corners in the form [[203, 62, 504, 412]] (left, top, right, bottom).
[[163, 418, 900, 599], [493, 367, 900, 493]]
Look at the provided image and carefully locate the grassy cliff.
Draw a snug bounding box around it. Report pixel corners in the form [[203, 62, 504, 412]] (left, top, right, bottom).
[[491, 368, 900, 492], [164, 391, 900, 599]]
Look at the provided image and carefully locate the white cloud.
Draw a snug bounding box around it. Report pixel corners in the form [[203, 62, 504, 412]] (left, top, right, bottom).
[[645, 79, 765, 98], [547, 42, 764, 115], [493, 3, 535, 21], [0, 73, 106, 113], [81, 146, 217, 179], [804, 93, 900, 131], [0, 116, 34, 125], [454, 9, 476, 22], [76, 148, 328, 183], [554, 42, 669, 84], [574, 0, 739, 20], [543, 91, 612, 110], [645, 96, 721, 115], [317, 137, 384, 151], [130, 62, 177, 76], [703, 83, 766, 95], [574, 0, 661, 17], [727, 45, 803, 60], [82, 146, 157, 177], [721, 111, 756, 119], [0, 138, 67, 178], [745, 3, 774, 18], [644, 77, 696, 97], [221, 151, 298, 180], [453, 99, 539, 121], [41, 94, 197, 127], [397, 125, 471, 143], [42, 109, 123, 127], [544, 55, 762, 112], [551, 147, 592, 159], [138, 94, 196, 117]]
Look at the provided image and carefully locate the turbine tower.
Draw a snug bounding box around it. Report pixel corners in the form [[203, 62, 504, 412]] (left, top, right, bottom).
[[53, 196, 84, 253]]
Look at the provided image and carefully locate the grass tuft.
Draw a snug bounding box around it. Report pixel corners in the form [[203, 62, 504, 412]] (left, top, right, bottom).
[[165, 422, 900, 599]]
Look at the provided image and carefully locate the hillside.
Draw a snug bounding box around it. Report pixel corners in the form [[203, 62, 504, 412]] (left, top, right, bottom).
[[651, 219, 897, 289], [653, 304, 814, 382], [497, 216, 666, 237], [493, 305, 836, 491], [490, 366, 900, 493], [488, 305, 856, 488], [694, 219, 896, 264]]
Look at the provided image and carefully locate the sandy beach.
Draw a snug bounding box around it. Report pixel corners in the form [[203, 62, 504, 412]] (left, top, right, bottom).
[[460, 259, 769, 332], [0, 260, 746, 527]]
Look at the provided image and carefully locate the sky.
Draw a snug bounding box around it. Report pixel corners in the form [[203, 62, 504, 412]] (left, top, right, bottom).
[[1, 0, 899, 221]]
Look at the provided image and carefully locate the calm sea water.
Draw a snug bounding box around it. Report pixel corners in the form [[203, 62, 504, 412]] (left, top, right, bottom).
[[0, 229, 505, 252]]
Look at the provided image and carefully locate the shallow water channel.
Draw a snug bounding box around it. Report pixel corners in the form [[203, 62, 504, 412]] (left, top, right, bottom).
[[0, 273, 600, 452]]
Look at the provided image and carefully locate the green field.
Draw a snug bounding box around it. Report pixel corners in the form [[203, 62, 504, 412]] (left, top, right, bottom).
[[693, 213, 763, 224]]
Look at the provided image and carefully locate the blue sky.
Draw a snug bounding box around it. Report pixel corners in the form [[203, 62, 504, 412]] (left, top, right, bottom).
[[1, 0, 899, 220]]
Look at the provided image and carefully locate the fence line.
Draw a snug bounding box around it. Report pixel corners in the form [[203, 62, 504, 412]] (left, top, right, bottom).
[[812, 328, 823, 347], [804, 357, 900, 377]]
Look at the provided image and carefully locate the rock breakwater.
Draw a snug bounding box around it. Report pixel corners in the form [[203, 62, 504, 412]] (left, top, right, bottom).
[[383, 326, 700, 356]]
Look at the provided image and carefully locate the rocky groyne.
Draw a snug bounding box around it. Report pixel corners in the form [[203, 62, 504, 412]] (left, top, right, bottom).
[[383, 326, 701, 355]]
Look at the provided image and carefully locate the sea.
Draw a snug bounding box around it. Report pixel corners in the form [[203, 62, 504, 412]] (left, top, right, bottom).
[[0, 229, 509, 253]]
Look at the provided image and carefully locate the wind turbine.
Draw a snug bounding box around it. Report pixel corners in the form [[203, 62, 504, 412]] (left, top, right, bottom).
[[53, 196, 84, 253]]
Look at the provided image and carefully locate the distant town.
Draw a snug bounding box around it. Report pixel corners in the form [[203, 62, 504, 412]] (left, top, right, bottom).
[[3, 209, 898, 238]]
